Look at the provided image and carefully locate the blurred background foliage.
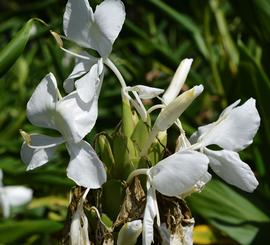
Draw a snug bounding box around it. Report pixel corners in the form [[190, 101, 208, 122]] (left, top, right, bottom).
[[0, 0, 270, 244]]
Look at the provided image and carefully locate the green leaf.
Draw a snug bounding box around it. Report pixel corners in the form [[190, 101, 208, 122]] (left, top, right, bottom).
[[188, 179, 270, 245], [0, 19, 37, 77], [0, 220, 63, 243]]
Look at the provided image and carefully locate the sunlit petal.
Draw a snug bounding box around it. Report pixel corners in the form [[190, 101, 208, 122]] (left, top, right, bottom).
[[67, 140, 106, 188], [4, 186, 33, 207], [204, 148, 259, 192], [150, 150, 209, 196]]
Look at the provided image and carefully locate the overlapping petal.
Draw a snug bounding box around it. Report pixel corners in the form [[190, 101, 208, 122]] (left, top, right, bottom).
[[63, 52, 98, 93], [75, 63, 100, 103], [67, 140, 106, 188], [150, 150, 209, 196], [204, 148, 258, 192]]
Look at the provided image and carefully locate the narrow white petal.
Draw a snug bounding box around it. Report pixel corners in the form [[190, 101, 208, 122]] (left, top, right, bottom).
[[154, 85, 204, 131], [75, 63, 100, 103], [4, 186, 33, 207], [20, 135, 63, 170], [150, 150, 209, 196], [63, 0, 94, 49], [126, 85, 164, 100], [91, 0, 126, 57], [163, 58, 193, 104], [143, 183, 158, 245], [67, 141, 106, 188], [196, 98, 261, 151], [27, 73, 58, 129], [64, 53, 98, 93], [204, 148, 259, 192], [70, 201, 90, 245], [117, 220, 142, 245]]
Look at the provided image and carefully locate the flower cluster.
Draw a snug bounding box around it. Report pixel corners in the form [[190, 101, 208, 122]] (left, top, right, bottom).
[[19, 0, 260, 244]]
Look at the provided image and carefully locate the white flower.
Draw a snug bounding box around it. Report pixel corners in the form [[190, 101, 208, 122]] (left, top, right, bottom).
[[162, 58, 193, 105], [127, 150, 209, 245], [62, 0, 125, 103], [0, 170, 32, 218], [64, 0, 126, 57], [20, 73, 106, 188], [190, 98, 260, 192]]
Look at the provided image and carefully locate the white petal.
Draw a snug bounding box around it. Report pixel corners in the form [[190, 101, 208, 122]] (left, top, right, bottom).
[[204, 148, 259, 192], [196, 99, 261, 151], [63, 0, 94, 49], [117, 220, 142, 245], [163, 58, 193, 104], [70, 202, 90, 245], [91, 0, 126, 57], [142, 184, 158, 245], [150, 150, 209, 196], [55, 86, 101, 143], [67, 141, 106, 188], [0, 190, 10, 218], [4, 186, 33, 207], [20, 135, 63, 170], [27, 73, 58, 129], [154, 85, 204, 131], [64, 53, 98, 93], [126, 85, 164, 100], [75, 63, 100, 103]]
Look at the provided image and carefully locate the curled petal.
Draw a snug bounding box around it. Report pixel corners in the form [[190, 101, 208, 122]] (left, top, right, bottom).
[[67, 141, 106, 188], [4, 186, 33, 207], [193, 98, 260, 151], [27, 73, 58, 129], [204, 148, 259, 192], [150, 150, 209, 197], [163, 58, 193, 104], [126, 85, 164, 100], [63, 0, 94, 49], [20, 135, 63, 170]]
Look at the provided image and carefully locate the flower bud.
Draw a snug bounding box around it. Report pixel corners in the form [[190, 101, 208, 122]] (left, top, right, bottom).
[[155, 85, 203, 131], [163, 58, 193, 104]]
